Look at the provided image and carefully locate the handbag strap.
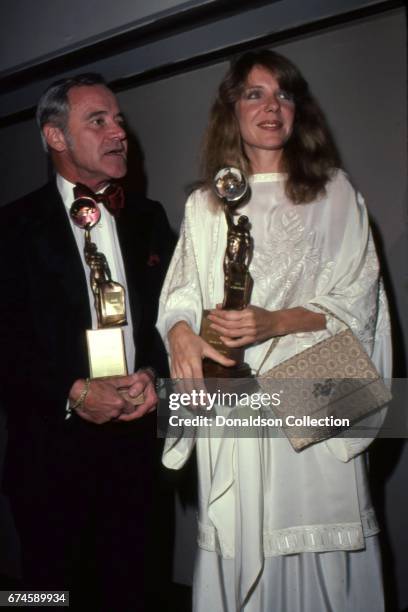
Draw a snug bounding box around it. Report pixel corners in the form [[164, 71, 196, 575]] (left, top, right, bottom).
[[255, 303, 347, 377], [255, 336, 280, 377], [309, 303, 347, 327]]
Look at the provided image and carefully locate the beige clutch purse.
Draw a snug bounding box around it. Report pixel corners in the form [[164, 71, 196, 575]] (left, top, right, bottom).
[[257, 307, 391, 451]]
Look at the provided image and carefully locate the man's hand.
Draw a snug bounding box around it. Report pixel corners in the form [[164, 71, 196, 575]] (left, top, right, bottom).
[[116, 369, 158, 422], [69, 370, 158, 424]]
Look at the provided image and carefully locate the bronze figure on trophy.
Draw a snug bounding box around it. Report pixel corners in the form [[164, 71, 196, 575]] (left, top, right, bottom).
[[84, 230, 127, 329], [200, 167, 254, 378]]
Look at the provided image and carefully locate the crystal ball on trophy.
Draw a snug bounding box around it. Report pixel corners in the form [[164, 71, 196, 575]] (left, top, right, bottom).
[[70, 197, 101, 230], [214, 167, 249, 204]]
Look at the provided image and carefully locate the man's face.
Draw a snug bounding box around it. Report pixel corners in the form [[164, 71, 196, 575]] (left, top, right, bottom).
[[53, 85, 128, 190]]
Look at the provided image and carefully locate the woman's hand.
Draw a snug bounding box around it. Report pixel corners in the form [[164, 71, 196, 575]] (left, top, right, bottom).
[[208, 305, 326, 348], [207, 305, 283, 348], [168, 321, 235, 379]]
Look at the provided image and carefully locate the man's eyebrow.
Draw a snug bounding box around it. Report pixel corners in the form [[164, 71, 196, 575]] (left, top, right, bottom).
[[84, 110, 125, 121], [84, 110, 107, 120]]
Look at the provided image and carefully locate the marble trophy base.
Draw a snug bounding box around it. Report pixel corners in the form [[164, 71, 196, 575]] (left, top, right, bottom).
[[86, 328, 144, 406]]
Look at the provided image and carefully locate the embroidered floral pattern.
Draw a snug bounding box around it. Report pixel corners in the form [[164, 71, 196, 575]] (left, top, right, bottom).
[[250, 206, 333, 308]]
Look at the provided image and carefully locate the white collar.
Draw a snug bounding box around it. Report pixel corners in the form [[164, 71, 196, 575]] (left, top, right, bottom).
[[250, 173, 287, 183], [56, 174, 77, 211]]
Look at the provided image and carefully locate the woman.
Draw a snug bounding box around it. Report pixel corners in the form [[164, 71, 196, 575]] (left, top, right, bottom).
[[157, 50, 391, 612]]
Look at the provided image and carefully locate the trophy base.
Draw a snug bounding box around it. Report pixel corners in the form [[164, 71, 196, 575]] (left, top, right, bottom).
[[86, 328, 127, 377], [200, 309, 254, 383], [201, 359, 259, 395], [202, 359, 251, 379], [86, 329, 144, 407]]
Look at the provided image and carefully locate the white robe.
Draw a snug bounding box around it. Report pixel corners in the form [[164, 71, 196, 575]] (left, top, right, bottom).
[[157, 170, 391, 611]]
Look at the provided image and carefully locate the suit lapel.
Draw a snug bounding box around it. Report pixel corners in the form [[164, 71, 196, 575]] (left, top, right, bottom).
[[29, 182, 91, 326], [115, 197, 144, 338]]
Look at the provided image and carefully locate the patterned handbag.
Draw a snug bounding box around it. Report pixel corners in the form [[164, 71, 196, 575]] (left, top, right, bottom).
[[256, 307, 391, 451]]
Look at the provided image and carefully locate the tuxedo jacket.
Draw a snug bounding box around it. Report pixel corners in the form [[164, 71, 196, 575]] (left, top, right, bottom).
[[0, 181, 174, 487]]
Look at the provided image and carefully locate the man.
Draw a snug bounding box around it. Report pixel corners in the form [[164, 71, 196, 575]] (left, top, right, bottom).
[[0, 74, 174, 610]]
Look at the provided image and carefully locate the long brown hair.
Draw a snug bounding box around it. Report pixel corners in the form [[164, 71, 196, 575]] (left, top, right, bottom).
[[201, 49, 341, 204]]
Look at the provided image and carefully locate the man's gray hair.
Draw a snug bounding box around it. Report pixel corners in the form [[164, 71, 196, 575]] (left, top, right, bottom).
[[36, 73, 107, 152]]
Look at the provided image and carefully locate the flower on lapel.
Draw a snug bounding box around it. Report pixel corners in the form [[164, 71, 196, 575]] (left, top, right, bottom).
[[147, 253, 160, 267]]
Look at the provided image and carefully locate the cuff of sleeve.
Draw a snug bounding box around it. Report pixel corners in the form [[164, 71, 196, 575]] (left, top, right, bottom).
[[325, 436, 375, 462], [65, 398, 72, 420], [162, 435, 196, 470]]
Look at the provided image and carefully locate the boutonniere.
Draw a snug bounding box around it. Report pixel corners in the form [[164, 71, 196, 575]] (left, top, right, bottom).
[[147, 253, 160, 267]]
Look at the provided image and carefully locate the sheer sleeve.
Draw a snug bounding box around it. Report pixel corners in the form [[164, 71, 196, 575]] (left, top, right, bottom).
[[157, 192, 204, 352]]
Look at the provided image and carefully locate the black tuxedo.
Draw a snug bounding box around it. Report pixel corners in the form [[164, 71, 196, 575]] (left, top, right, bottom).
[[0, 181, 174, 610]]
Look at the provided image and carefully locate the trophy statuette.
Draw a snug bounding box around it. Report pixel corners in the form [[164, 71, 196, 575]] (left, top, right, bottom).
[[200, 167, 253, 378], [70, 193, 143, 406]]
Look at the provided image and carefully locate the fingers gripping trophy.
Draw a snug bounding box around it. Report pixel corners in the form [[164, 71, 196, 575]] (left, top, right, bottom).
[[200, 167, 254, 378]]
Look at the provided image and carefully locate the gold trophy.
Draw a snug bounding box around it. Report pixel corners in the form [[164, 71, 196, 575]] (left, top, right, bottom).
[[200, 167, 253, 378], [70, 195, 142, 405]]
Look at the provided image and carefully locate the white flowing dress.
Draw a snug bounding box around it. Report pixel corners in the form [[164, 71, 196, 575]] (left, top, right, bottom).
[[157, 171, 391, 612]]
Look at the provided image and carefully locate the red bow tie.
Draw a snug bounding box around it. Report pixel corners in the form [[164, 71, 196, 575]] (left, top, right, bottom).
[[73, 183, 125, 217]]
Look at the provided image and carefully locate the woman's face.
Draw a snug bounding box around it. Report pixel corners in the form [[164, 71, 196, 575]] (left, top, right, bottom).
[[235, 65, 295, 164]]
